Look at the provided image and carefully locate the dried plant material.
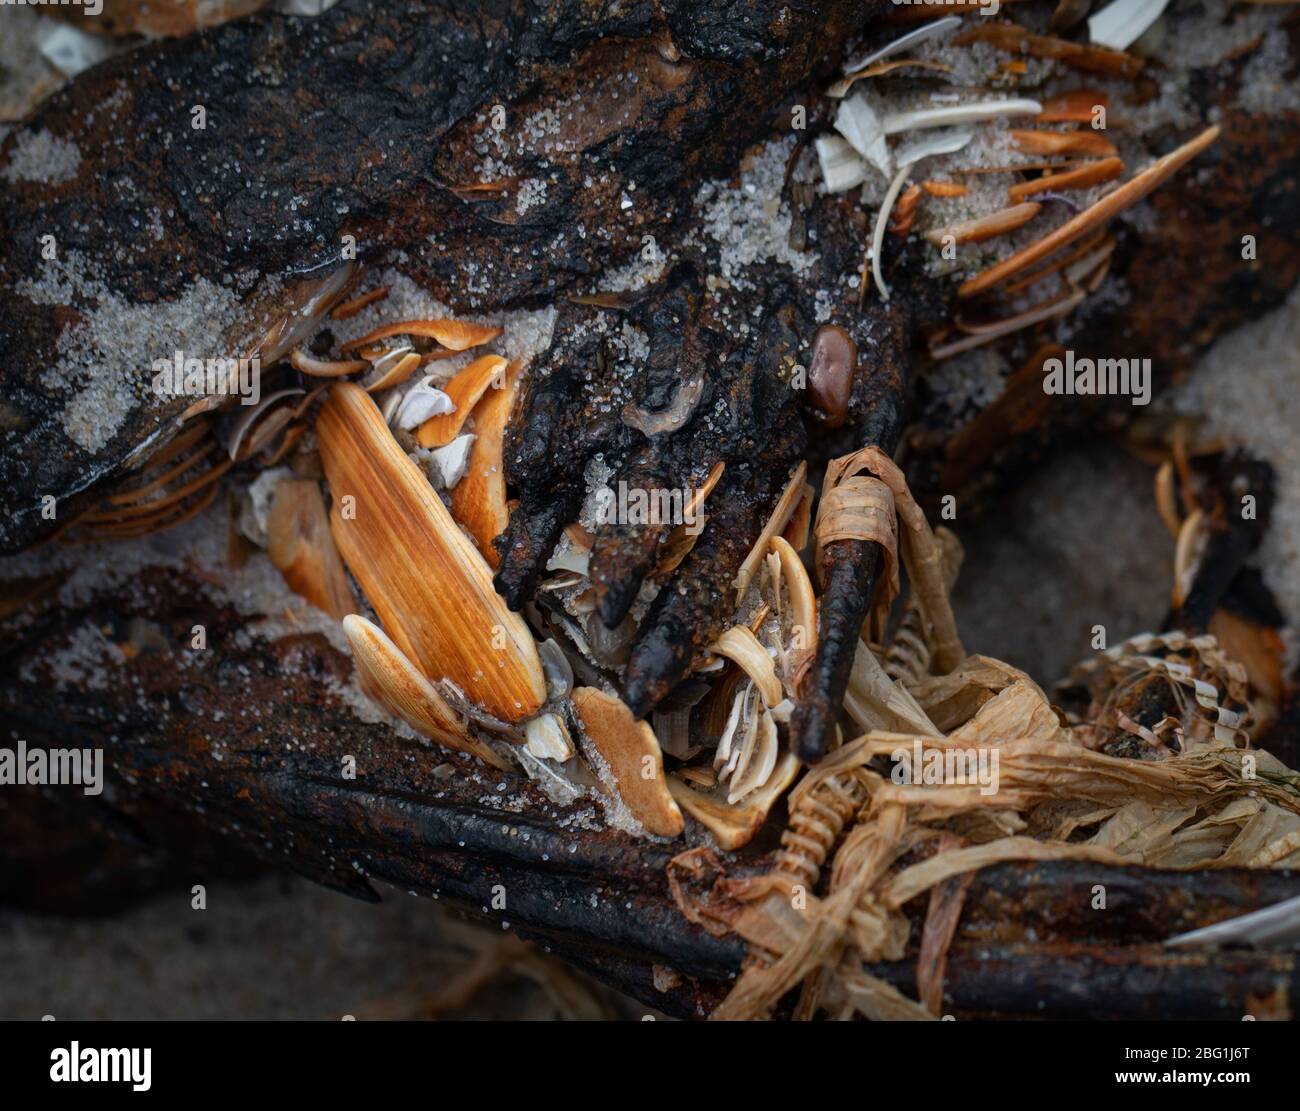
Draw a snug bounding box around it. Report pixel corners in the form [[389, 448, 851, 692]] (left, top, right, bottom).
[[669, 753, 801, 850], [924, 201, 1042, 246], [922, 179, 968, 197], [954, 287, 1087, 339], [364, 351, 422, 393], [571, 687, 684, 837], [916, 834, 974, 1015], [330, 285, 391, 321], [1010, 128, 1118, 157], [524, 711, 576, 762], [845, 639, 942, 736], [417, 354, 507, 448], [677, 765, 717, 790], [266, 478, 356, 621], [341, 318, 502, 353], [1036, 88, 1110, 122], [290, 349, 369, 378], [711, 626, 783, 709], [960, 125, 1220, 297], [735, 461, 808, 602], [651, 462, 726, 577], [318, 382, 546, 722], [954, 22, 1145, 78], [1089, 0, 1170, 51], [872, 129, 975, 300], [883, 97, 1043, 134], [828, 59, 952, 98], [1173, 507, 1206, 609], [890, 184, 923, 237], [911, 654, 1032, 730], [342, 614, 507, 770], [999, 231, 1112, 295], [815, 456, 899, 627], [451, 359, 526, 568], [938, 290, 1086, 359], [884, 528, 964, 686], [1007, 156, 1124, 201], [955, 159, 1085, 176]]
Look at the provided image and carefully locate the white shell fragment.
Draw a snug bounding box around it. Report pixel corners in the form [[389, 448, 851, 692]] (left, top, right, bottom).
[[38, 23, 115, 79], [1088, 0, 1170, 52], [523, 711, 576, 762], [834, 94, 892, 178], [393, 378, 454, 431], [430, 433, 476, 489], [883, 99, 1042, 135], [539, 638, 575, 701], [238, 466, 295, 548], [815, 135, 867, 194]]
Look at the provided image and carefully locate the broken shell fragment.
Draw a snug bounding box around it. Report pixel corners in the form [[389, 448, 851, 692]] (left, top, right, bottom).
[[290, 349, 370, 378], [363, 351, 422, 393], [266, 478, 357, 621], [668, 752, 801, 851], [523, 711, 576, 762], [428, 434, 476, 490], [341, 318, 503, 353], [711, 625, 783, 709], [227, 389, 305, 462], [317, 382, 546, 722], [393, 377, 455, 431], [571, 687, 684, 837], [417, 354, 506, 448], [770, 535, 816, 657], [342, 614, 508, 770], [450, 359, 525, 568]]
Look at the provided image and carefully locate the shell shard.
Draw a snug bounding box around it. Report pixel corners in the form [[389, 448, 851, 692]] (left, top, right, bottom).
[[266, 477, 357, 621], [317, 382, 546, 722], [571, 686, 684, 837], [450, 359, 525, 568], [418, 354, 507, 448], [342, 613, 508, 770]]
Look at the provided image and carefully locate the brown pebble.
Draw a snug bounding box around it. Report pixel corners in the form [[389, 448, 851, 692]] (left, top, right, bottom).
[[806, 325, 856, 428]]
